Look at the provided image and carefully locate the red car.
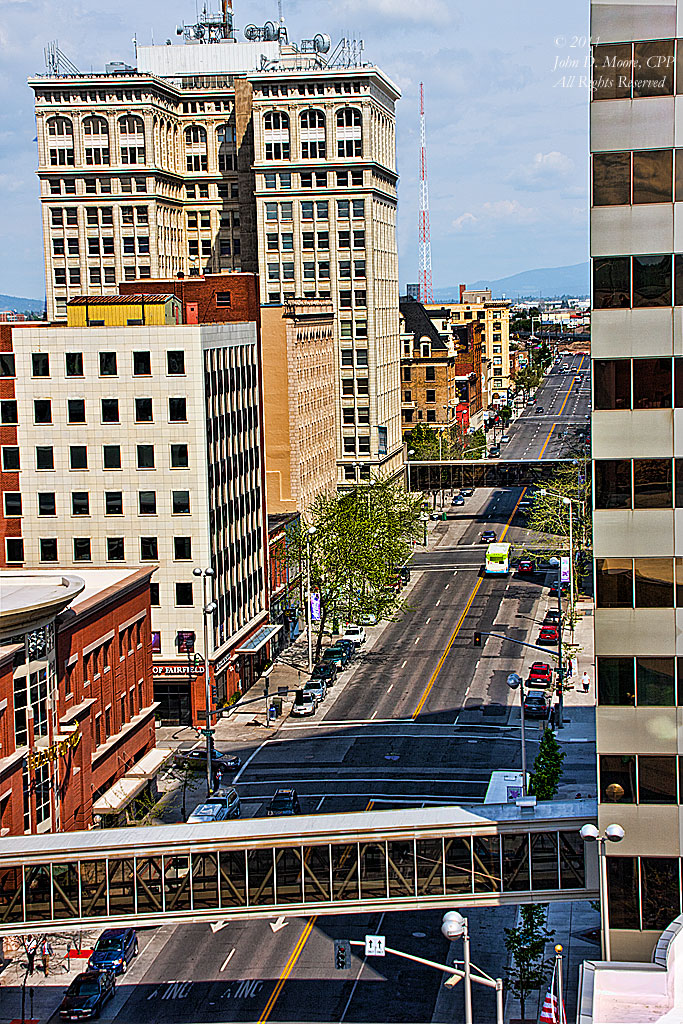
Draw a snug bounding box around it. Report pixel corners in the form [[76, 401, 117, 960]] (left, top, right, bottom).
[[518, 559, 534, 575], [528, 662, 553, 687], [537, 626, 559, 646]]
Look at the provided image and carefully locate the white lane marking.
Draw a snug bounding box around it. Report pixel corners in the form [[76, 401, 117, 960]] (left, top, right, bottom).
[[387, 684, 394, 693], [464, 685, 471, 696], [220, 949, 236, 972], [414, 636, 420, 645], [425, 617, 431, 624], [233, 738, 270, 783], [371, 709, 378, 720], [401, 659, 407, 669], [453, 570, 458, 576], [436, 599, 441, 606], [445, 584, 450, 589], [315, 795, 326, 811]]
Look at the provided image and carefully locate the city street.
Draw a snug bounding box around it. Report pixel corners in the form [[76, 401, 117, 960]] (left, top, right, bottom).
[[502, 351, 591, 461]]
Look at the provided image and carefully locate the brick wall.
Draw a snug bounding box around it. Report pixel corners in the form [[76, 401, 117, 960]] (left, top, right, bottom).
[[118, 273, 260, 326]]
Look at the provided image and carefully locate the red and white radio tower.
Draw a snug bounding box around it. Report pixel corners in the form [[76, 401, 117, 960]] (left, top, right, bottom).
[[418, 82, 434, 304]]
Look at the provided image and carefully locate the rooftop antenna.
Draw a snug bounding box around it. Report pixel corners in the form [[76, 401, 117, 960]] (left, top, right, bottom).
[[418, 83, 434, 304]]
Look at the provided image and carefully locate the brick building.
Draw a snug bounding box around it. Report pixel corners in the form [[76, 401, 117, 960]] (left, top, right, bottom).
[[0, 567, 158, 835], [267, 512, 302, 659], [119, 271, 260, 327]]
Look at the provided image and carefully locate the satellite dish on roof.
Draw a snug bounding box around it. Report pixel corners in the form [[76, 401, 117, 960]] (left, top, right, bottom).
[[263, 20, 277, 41], [244, 24, 259, 40], [314, 32, 331, 53]]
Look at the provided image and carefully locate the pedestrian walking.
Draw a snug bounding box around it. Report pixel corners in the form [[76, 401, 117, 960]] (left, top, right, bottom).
[[40, 937, 53, 976], [213, 764, 224, 792], [25, 934, 37, 976], [548, 705, 557, 731], [581, 671, 590, 693]]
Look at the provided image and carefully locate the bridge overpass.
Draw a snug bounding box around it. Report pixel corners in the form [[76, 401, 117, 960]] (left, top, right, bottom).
[[0, 800, 598, 934], [406, 458, 580, 493]]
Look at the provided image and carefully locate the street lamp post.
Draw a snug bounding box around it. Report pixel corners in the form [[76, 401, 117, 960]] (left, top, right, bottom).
[[193, 566, 216, 796], [305, 526, 317, 674], [420, 512, 429, 547], [441, 912, 504, 1024], [548, 556, 564, 728], [580, 823, 625, 961], [506, 673, 527, 796]]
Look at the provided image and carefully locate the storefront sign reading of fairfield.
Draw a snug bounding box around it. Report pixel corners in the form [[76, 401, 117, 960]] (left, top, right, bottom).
[[27, 729, 81, 772]]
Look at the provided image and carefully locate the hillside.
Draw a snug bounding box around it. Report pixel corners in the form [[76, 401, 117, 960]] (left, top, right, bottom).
[[434, 262, 589, 301], [0, 293, 45, 313]]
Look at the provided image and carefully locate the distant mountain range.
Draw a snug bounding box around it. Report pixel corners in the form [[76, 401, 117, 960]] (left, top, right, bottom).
[[0, 293, 45, 313], [434, 262, 590, 301]]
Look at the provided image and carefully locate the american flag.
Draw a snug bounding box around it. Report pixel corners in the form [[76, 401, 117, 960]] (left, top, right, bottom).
[[539, 961, 566, 1024]]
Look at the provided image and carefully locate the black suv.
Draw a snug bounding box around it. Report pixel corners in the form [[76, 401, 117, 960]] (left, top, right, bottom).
[[59, 970, 115, 1020], [267, 789, 302, 816], [311, 662, 337, 686]]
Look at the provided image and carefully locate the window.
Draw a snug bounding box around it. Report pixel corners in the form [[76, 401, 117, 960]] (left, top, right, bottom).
[[73, 537, 91, 561], [36, 447, 54, 470], [34, 400, 52, 425], [633, 358, 671, 408], [5, 538, 24, 563], [175, 582, 193, 606], [174, 536, 192, 560], [107, 537, 124, 561], [139, 491, 157, 515], [135, 398, 153, 422], [263, 111, 290, 160], [1, 447, 19, 471], [105, 491, 123, 515], [634, 459, 672, 508], [150, 583, 159, 606], [215, 292, 231, 308], [140, 536, 158, 560], [99, 352, 117, 376], [67, 399, 85, 424], [635, 557, 674, 607], [599, 755, 636, 803], [425, 366, 436, 382], [426, 389, 436, 403], [31, 353, 49, 377], [352, 199, 365, 218], [101, 398, 119, 423], [167, 350, 185, 375], [594, 460, 632, 509], [71, 492, 89, 516], [169, 397, 187, 422], [103, 445, 121, 470], [151, 631, 161, 652], [3, 493, 21, 517], [593, 257, 631, 309], [171, 444, 189, 469], [0, 354, 15, 377], [336, 107, 362, 157], [69, 446, 87, 470], [594, 360, 630, 410], [633, 255, 672, 307], [40, 539, 58, 562], [173, 490, 190, 514], [597, 658, 635, 706], [300, 109, 326, 159], [1, 400, 17, 424], [133, 351, 151, 376], [596, 558, 633, 607]]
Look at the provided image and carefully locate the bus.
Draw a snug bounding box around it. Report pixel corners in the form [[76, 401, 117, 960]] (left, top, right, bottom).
[[485, 542, 511, 575]]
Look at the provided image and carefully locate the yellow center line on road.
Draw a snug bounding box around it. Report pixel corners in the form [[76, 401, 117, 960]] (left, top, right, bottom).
[[537, 361, 583, 461], [411, 488, 528, 720]]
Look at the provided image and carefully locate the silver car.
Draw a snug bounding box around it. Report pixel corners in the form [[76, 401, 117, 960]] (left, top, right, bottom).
[[304, 679, 326, 704], [187, 788, 240, 822]]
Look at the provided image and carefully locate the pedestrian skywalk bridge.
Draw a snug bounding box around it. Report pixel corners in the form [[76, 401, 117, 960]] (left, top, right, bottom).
[[0, 800, 598, 933]]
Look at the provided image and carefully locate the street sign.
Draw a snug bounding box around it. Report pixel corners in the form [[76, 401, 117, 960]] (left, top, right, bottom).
[[365, 934, 386, 957], [200, 728, 214, 737], [560, 556, 570, 583]]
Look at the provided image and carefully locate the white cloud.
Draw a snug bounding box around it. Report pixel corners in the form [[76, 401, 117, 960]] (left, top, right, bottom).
[[343, 0, 450, 26], [452, 199, 537, 232], [509, 150, 575, 190]]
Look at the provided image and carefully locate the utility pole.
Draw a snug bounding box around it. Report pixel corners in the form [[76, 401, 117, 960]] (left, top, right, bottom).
[[418, 83, 434, 304]]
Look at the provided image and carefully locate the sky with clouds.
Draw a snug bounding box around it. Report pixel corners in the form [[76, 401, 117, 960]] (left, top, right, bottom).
[[0, 0, 588, 299]]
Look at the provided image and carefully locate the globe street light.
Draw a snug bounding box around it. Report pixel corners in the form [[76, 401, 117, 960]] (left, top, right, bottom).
[[506, 672, 527, 796], [441, 911, 504, 1024], [580, 822, 625, 960]]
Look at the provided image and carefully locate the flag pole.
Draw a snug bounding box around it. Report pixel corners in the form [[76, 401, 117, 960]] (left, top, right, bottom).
[[554, 944, 565, 1023]]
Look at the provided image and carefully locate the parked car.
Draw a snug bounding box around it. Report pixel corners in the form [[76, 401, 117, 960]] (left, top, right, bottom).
[[536, 406, 545, 414], [359, 612, 378, 626], [524, 692, 550, 719], [398, 566, 411, 585], [488, 445, 501, 458], [460, 487, 474, 497], [267, 788, 302, 816], [500, 433, 511, 444], [343, 624, 366, 647], [174, 745, 241, 774], [480, 529, 497, 543], [528, 662, 553, 686], [549, 580, 568, 597], [335, 638, 356, 660], [187, 788, 241, 824], [310, 662, 337, 686], [88, 929, 138, 975], [291, 690, 317, 717], [322, 645, 350, 668], [517, 559, 534, 575], [537, 626, 560, 646], [304, 679, 327, 704], [451, 495, 465, 506], [543, 609, 561, 625], [59, 970, 116, 1020]]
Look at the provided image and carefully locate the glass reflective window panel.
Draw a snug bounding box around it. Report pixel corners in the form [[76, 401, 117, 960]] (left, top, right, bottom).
[[641, 857, 681, 930], [472, 836, 501, 892], [502, 834, 530, 891], [530, 833, 559, 891], [636, 657, 675, 706], [596, 558, 633, 607], [107, 858, 135, 916], [219, 850, 247, 906], [247, 849, 275, 906], [633, 256, 672, 308], [559, 832, 585, 890], [360, 843, 386, 899], [607, 856, 640, 928], [191, 852, 218, 910], [593, 151, 630, 205], [632, 150, 672, 204], [594, 360, 631, 409], [302, 845, 331, 903], [638, 756, 678, 803], [634, 557, 674, 607], [600, 754, 637, 803], [675, 256, 683, 306], [592, 43, 632, 99], [633, 358, 672, 408], [444, 837, 473, 894], [52, 863, 80, 918], [593, 257, 630, 309], [164, 854, 192, 911], [594, 460, 632, 508], [0, 866, 24, 922], [80, 860, 108, 918], [416, 838, 444, 896], [24, 864, 51, 921], [274, 847, 303, 905], [633, 40, 674, 96], [387, 840, 415, 898], [331, 843, 359, 901], [597, 657, 635, 706], [633, 459, 672, 507]]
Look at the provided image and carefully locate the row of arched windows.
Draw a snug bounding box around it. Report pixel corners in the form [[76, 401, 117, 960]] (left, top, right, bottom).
[[263, 108, 363, 160]]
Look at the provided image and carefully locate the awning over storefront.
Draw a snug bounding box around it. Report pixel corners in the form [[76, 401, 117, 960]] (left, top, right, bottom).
[[234, 624, 282, 655], [93, 776, 148, 815], [128, 747, 173, 779]]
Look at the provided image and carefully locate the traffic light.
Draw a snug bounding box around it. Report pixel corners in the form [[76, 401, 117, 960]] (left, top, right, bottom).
[[334, 939, 351, 970], [473, 632, 482, 647], [211, 685, 218, 703]]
